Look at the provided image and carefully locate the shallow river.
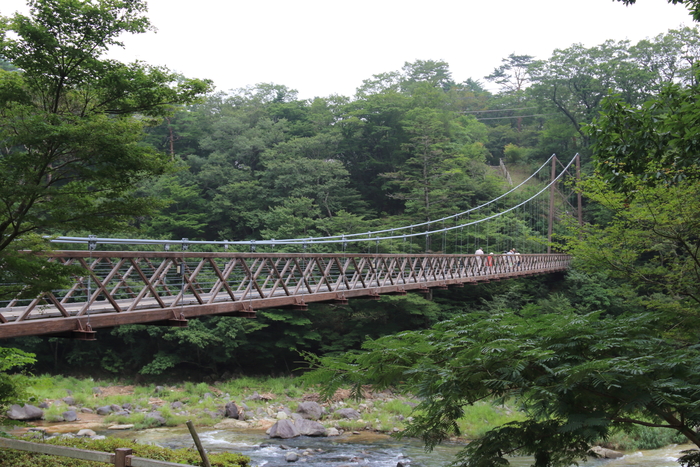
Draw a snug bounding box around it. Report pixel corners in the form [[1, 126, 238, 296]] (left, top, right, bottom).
[[115, 427, 694, 467]]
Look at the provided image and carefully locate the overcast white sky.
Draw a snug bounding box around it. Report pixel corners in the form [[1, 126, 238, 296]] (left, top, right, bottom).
[[1, 0, 694, 99]]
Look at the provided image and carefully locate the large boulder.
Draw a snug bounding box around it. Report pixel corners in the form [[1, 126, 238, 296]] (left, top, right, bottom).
[[145, 411, 166, 426], [268, 419, 300, 439], [225, 401, 239, 419], [6, 404, 44, 421], [296, 401, 323, 420], [589, 446, 624, 459], [96, 406, 112, 415], [334, 408, 361, 420], [295, 418, 327, 437], [62, 410, 78, 422]]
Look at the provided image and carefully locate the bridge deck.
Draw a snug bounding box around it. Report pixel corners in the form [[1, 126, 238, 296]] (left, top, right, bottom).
[[0, 252, 571, 339]]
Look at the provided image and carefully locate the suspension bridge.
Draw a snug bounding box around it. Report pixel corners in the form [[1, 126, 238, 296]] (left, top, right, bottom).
[[0, 155, 581, 340]]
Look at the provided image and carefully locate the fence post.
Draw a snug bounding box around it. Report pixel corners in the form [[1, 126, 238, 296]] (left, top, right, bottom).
[[115, 447, 132, 467]]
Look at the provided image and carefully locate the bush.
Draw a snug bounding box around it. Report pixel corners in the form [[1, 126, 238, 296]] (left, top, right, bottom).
[[0, 435, 250, 467]]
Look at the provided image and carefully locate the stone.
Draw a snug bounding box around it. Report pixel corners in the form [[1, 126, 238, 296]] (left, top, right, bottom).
[[77, 429, 96, 437], [107, 424, 134, 430], [285, 451, 299, 462], [276, 411, 288, 420], [38, 402, 50, 409], [268, 419, 300, 439], [247, 391, 262, 401], [225, 401, 239, 418], [92, 387, 103, 395], [145, 411, 166, 426], [122, 403, 132, 410], [171, 401, 184, 410], [203, 392, 213, 399], [213, 419, 249, 429], [327, 427, 340, 436], [7, 404, 44, 421], [62, 410, 78, 422], [63, 396, 76, 406], [295, 418, 327, 437], [81, 408, 94, 414], [154, 385, 165, 394], [296, 401, 323, 420], [110, 404, 122, 412], [96, 406, 112, 415], [589, 446, 624, 459], [334, 408, 361, 420]]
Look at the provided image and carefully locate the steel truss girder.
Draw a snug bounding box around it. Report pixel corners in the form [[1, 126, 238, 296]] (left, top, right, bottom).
[[0, 252, 571, 339]]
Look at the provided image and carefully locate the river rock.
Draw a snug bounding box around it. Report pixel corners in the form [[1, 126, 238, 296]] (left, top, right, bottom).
[[62, 410, 78, 422], [92, 387, 102, 395], [81, 407, 94, 414], [38, 402, 50, 409], [77, 429, 96, 437], [296, 401, 323, 420], [171, 401, 184, 410], [589, 446, 624, 459], [225, 401, 239, 418], [247, 391, 262, 401], [214, 418, 249, 429], [145, 411, 166, 426], [110, 404, 122, 412], [268, 419, 300, 439], [285, 451, 299, 462], [276, 411, 289, 420], [295, 418, 327, 437], [63, 396, 76, 406], [7, 404, 44, 421], [334, 408, 360, 420], [107, 424, 134, 430], [96, 406, 112, 415]]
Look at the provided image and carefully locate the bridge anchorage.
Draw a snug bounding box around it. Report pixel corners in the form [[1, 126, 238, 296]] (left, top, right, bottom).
[[0, 154, 580, 340]]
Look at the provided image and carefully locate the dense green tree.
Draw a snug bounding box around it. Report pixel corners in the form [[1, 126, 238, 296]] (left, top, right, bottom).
[[587, 81, 700, 190], [618, 0, 700, 21], [0, 347, 35, 420], [0, 0, 210, 294]]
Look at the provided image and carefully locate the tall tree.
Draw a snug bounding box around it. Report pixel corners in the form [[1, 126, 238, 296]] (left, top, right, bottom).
[[0, 0, 211, 296]]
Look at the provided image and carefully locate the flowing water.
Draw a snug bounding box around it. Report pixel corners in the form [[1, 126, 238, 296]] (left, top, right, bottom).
[[116, 427, 694, 467]]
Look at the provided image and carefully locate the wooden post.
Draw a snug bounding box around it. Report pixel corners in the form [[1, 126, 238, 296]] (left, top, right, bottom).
[[115, 447, 132, 467], [186, 420, 211, 467]]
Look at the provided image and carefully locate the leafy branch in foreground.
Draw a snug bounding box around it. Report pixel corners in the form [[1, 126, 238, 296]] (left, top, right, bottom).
[[303, 308, 700, 466]]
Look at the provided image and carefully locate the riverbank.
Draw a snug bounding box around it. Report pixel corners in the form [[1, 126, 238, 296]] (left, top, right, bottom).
[[5, 374, 685, 454], [6, 375, 520, 440]]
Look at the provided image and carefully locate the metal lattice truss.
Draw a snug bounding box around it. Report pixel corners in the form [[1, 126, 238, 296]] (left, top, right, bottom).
[[0, 252, 571, 339]]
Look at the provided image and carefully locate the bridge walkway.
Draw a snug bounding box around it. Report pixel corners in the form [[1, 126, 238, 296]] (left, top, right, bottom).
[[0, 252, 571, 339]]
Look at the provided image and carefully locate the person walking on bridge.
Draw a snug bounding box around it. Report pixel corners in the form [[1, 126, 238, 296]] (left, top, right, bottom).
[[475, 248, 484, 274]]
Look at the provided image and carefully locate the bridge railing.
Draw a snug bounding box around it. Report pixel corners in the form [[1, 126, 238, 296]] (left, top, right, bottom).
[[0, 252, 571, 339]]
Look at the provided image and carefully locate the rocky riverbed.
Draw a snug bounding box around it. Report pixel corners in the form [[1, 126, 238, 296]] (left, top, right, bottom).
[[6, 383, 412, 442]]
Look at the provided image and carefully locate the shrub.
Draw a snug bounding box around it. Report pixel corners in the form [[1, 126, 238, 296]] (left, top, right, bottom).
[[0, 435, 250, 467]]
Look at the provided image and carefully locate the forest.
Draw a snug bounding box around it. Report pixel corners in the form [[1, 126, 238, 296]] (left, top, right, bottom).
[[1, 0, 700, 465]]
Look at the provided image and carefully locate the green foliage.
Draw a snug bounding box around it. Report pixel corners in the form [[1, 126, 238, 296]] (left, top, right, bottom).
[[0, 347, 35, 419], [303, 307, 700, 465], [0, 435, 249, 467], [587, 81, 700, 190], [0, 0, 211, 310]]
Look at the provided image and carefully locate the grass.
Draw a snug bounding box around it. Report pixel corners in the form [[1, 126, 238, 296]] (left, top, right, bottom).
[[12, 374, 689, 453], [21, 375, 524, 439]]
